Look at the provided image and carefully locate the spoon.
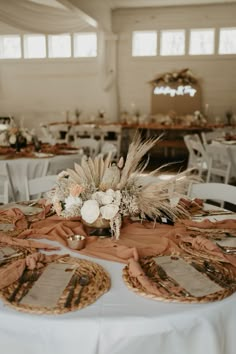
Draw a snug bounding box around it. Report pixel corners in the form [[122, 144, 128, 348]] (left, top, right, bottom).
[[74, 275, 90, 306]]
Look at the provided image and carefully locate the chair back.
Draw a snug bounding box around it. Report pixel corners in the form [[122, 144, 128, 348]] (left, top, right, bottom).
[[184, 134, 209, 176], [99, 125, 122, 160], [188, 182, 236, 207], [206, 145, 231, 184], [201, 130, 224, 147], [76, 138, 100, 158], [0, 162, 16, 201], [48, 124, 72, 144], [0, 176, 9, 204], [24, 174, 57, 201]]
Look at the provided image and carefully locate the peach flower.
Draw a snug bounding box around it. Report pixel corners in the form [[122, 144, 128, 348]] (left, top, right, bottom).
[[69, 184, 84, 197]]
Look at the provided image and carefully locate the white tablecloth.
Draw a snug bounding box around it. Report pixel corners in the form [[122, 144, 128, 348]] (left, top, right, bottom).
[[0, 153, 81, 201], [0, 214, 235, 354]]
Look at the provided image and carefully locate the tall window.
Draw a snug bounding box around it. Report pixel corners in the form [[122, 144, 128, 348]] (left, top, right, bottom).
[[0, 35, 21, 59], [160, 30, 185, 56], [48, 34, 71, 58], [219, 28, 236, 54], [132, 31, 157, 56], [73, 33, 97, 57], [189, 29, 215, 55], [24, 34, 46, 58]]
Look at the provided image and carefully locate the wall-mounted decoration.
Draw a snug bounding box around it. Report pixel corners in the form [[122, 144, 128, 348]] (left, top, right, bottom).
[[150, 69, 202, 115]]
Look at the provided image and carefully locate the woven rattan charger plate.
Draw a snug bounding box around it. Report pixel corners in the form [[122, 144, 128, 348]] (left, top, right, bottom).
[[123, 255, 236, 304], [0, 255, 111, 315]]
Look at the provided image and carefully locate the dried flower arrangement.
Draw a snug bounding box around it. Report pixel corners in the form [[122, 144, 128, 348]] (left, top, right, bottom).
[[47, 134, 191, 239], [149, 68, 197, 86]]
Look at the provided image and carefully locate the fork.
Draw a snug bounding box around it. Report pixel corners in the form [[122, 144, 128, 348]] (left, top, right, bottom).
[[8, 269, 32, 303], [216, 242, 236, 255]]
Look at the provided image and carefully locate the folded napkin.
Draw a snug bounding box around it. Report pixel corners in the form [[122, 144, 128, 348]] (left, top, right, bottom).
[[0, 253, 64, 290]]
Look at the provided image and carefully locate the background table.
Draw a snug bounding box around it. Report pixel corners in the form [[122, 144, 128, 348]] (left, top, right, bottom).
[[0, 213, 235, 354], [0, 153, 82, 201]]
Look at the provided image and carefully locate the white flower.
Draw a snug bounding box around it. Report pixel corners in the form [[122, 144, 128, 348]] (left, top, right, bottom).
[[64, 196, 82, 209], [101, 194, 114, 205], [81, 199, 100, 224], [100, 204, 119, 220], [92, 191, 104, 204], [9, 135, 16, 144]]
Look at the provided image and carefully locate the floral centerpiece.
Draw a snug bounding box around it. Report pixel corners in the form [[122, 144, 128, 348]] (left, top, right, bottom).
[[47, 135, 190, 239], [0, 126, 34, 150]]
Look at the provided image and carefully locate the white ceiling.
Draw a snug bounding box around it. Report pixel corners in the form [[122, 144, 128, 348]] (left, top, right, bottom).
[[110, 0, 236, 8], [30, 0, 236, 10]]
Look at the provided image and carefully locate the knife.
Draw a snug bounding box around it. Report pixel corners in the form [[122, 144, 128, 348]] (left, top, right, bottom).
[[64, 274, 78, 308]]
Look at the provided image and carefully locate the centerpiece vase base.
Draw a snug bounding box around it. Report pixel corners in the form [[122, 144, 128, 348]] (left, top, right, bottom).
[[82, 217, 112, 238]]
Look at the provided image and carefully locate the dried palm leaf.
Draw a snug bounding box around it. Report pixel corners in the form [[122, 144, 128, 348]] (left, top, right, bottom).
[[118, 134, 161, 189]]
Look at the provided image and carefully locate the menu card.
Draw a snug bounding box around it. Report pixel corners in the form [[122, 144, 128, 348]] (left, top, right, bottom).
[[20, 263, 75, 308], [216, 238, 236, 248], [0, 223, 15, 232], [0, 246, 22, 264], [154, 256, 223, 297]]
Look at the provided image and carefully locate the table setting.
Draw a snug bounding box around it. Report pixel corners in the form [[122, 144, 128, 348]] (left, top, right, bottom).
[[0, 134, 235, 354]]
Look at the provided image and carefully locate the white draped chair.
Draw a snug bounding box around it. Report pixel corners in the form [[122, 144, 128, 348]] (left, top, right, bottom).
[[188, 182, 236, 208], [24, 174, 57, 201]]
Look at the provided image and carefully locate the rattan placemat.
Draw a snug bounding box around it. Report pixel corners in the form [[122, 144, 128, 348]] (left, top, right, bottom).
[[0, 256, 111, 314], [123, 255, 236, 303], [178, 240, 227, 262]]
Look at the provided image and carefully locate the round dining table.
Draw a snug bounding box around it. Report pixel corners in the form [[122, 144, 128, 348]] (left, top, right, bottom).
[[0, 149, 82, 201], [0, 204, 235, 354]]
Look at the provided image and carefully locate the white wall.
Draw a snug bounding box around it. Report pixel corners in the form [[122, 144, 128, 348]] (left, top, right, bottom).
[[113, 3, 236, 122], [0, 3, 235, 133], [0, 23, 115, 134]]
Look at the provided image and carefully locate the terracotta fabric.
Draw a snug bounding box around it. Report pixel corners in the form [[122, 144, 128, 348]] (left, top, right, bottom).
[[0, 253, 64, 290]]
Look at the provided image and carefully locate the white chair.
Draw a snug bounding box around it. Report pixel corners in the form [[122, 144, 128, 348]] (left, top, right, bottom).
[[72, 124, 99, 141], [100, 141, 117, 159], [24, 175, 57, 201], [40, 124, 55, 144], [188, 182, 236, 208], [48, 124, 72, 144], [75, 138, 100, 158], [206, 145, 232, 185], [0, 176, 9, 204], [184, 134, 209, 177], [0, 162, 16, 202], [201, 130, 224, 148], [99, 125, 122, 160]]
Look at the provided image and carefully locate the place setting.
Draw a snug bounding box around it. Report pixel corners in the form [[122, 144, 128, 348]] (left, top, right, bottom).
[[0, 255, 111, 315]]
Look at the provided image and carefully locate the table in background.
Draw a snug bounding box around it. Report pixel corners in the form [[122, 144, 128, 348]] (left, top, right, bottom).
[[0, 153, 82, 201]]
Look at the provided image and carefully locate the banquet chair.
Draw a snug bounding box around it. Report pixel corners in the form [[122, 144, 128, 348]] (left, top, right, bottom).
[[206, 145, 232, 184], [48, 124, 72, 144], [74, 138, 100, 158], [201, 130, 225, 147], [0, 176, 9, 204], [188, 182, 236, 208], [100, 142, 118, 160], [40, 124, 55, 144], [99, 125, 122, 160], [72, 124, 99, 141], [184, 134, 209, 177], [0, 162, 16, 202], [24, 174, 57, 201]]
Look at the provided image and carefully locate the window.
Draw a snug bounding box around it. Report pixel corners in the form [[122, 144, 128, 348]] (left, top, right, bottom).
[[73, 32, 97, 57], [0, 35, 21, 59], [48, 34, 71, 58], [219, 28, 236, 54], [132, 31, 157, 56], [24, 34, 46, 58], [189, 29, 215, 55], [160, 30, 185, 56]]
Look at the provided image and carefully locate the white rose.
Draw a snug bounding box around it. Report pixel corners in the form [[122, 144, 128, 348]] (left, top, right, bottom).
[[101, 194, 113, 205], [92, 191, 104, 204], [64, 196, 82, 209], [106, 189, 115, 197], [100, 204, 119, 220], [81, 199, 100, 224], [9, 135, 16, 144]]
